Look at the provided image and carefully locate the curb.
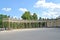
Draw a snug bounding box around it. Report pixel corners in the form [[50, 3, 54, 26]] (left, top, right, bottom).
[[0, 28, 39, 33]]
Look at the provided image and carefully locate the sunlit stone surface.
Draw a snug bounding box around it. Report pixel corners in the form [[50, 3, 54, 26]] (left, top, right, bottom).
[[0, 28, 60, 40]]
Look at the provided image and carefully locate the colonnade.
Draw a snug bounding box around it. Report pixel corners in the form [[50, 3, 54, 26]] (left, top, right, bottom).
[[2, 18, 47, 29]]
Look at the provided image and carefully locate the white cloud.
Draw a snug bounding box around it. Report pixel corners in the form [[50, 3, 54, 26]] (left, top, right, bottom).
[[2, 8, 11, 12], [13, 16, 17, 19], [34, 0, 60, 18], [19, 8, 28, 12], [34, 0, 60, 9], [42, 9, 60, 18]]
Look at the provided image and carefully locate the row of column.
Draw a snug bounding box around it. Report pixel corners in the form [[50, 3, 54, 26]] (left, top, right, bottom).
[[3, 21, 47, 29]]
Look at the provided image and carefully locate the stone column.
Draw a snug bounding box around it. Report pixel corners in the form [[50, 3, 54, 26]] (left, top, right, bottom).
[[8, 18, 10, 30]]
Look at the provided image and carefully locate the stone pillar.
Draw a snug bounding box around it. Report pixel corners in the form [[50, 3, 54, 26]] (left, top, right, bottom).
[[45, 22, 47, 27], [12, 21, 13, 29], [8, 18, 10, 30]]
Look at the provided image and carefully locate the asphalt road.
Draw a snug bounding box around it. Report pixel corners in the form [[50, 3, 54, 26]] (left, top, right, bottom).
[[0, 28, 60, 40]]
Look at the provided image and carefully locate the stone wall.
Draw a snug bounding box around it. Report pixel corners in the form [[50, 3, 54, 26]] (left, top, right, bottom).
[[47, 19, 60, 27]]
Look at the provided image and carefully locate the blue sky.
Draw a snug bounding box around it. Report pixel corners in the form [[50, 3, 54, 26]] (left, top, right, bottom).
[[0, 0, 60, 19]]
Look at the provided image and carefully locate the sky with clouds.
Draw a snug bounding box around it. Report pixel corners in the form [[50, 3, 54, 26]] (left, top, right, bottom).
[[0, 0, 60, 19]]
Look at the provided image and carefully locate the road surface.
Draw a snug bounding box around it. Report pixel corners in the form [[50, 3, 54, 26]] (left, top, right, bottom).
[[0, 28, 60, 40]]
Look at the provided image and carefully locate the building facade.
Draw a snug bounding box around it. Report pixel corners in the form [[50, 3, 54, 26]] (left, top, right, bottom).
[[2, 18, 60, 29], [47, 18, 60, 27]]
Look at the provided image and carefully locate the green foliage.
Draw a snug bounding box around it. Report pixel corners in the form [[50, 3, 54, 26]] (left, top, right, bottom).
[[0, 12, 46, 29], [0, 14, 10, 28], [21, 11, 31, 20], [39, 17, 42, 20], [21, 11, 38, 20], [42, 22, 45, 27], [32, 13, 38, 20]]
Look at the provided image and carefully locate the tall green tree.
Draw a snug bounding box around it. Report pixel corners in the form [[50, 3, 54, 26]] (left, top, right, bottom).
[[32, 13, 38, 20], [39, 17, 42, 20], [21, 11, 31, 20]]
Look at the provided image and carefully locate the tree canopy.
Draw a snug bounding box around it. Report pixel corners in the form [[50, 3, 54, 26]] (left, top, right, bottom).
[[32, 13, 38, 20], [21, 11, 38, 20], [21, 11, 31, 20]]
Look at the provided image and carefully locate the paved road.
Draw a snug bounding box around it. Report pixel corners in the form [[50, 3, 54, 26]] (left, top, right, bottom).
[[0, 28, 60, 40]]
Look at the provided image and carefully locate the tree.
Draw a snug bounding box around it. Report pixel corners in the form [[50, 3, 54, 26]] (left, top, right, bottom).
[[21, 11, 39, 28], [32, 13, 38, 20], [39, 17, 42, 20], [0, 14, 10, 28], [21, 11, 31, 20]]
